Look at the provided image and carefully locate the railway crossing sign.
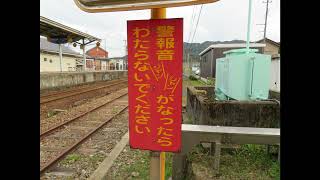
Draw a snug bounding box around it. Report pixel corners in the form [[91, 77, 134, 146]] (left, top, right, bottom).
[[73, 0, 219, 12], [127, 18, 183, 152]]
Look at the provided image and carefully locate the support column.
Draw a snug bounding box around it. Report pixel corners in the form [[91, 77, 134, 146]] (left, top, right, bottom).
[[59, 44, 63, 72], [83, 39, 86, 71], [213, 141, 221, 173], [150, 151, 160, 180], [151, 8, 166, 19]]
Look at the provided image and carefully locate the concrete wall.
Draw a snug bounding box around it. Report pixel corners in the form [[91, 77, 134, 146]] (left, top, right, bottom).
[[186, 86, 280, 128], [40, 71, 128, 90], [40, 52, 77, 72]]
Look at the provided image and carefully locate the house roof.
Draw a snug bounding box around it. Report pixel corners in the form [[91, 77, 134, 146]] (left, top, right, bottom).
[[86, 46, 108, 54], [199, 43, 266, 56], [256, 38, 280, 47], [40, 37, 81, 56], [40, 16, 100, 44]]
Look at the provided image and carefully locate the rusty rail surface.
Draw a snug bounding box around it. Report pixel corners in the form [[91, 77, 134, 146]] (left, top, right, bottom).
[[40, 93, 128, 138], [40, 80, 127, 104]]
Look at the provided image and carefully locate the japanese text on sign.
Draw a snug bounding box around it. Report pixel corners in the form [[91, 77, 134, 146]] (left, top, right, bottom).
[[128, 18, 183, 152]]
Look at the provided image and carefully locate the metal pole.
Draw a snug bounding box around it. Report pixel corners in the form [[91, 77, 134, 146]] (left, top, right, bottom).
[[83, 39, 86, 72], [150, 8, 166, 180], [59, 44, 63, 72], [263, 0, 270, 44], [151, 8, 166, 19], [246, 0, 253, 52], [160, 152, 166, 180]]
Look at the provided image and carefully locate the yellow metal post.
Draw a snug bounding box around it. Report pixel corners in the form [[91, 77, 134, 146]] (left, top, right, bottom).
[[151, 8, 166, 19], [160, 152, 166, 180], [149, 8, 167, 180]]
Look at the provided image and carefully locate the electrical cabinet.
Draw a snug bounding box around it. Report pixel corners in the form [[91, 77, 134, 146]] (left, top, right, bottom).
[[215, 48, 271, 101]]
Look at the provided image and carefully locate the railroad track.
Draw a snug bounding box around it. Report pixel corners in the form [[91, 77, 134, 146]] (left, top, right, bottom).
[[40, 79, 127, 104], [40, 93, 128, 174], [40, 79, 124, 99]]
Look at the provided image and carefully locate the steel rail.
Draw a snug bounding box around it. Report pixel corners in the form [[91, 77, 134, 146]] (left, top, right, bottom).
[[40, 93, 128, 138], [40, 105, 128, 174], [40, 79, 126, 99], [40, 80, 127, 104]]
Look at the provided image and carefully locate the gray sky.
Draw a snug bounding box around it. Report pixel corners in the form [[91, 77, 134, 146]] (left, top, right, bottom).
[[40, 0, 280, 58]]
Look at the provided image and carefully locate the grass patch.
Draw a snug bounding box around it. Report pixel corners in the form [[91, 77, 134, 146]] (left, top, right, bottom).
[[206, 77, 215, 86], [113, 149, 150, 180], [47, 110, 59, 118], [189, 79, 206, 87], [165, 152, 173, 179], [111, 107, 119, 114], [188, 144, 280, 179], [61, 154, 82, 165], [89, 153, 105, 165], [108, 144, 280, 179]]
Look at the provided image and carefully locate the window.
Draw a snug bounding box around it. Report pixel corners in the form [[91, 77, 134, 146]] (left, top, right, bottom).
[[44, 58, 47, 62], [49, 59, 53, 63]]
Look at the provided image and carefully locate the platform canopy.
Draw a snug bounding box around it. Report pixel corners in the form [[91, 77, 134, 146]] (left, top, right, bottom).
[[40, 16, 101, 72], [40, 16, 101, 45]]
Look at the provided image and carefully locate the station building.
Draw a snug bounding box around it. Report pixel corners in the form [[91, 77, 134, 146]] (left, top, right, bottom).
[[40, 37, 82, 72]]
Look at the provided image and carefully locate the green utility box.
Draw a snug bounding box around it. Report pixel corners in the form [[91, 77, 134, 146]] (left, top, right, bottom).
[[215, 48, 271, 101]]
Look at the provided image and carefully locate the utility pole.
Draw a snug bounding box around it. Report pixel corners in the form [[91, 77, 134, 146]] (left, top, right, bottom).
[[59, 44, 63, 72], [263, 0, 271, 43], [258, 0, 271, 43]]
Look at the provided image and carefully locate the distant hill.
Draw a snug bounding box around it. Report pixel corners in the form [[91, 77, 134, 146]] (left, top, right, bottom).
[[183, 40, 247, 62]]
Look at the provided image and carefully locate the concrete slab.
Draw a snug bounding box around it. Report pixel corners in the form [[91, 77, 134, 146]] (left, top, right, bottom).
[[88, 131, 129, 180]]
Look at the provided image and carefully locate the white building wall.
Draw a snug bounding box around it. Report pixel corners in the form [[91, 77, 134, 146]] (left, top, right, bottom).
[[101, 61, 107, 71], [270, 58, 280, 92], [40, 52, 76, 72]]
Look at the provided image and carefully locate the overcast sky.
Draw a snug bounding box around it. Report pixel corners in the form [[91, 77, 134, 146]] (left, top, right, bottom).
[[40, 0, 280, 58]]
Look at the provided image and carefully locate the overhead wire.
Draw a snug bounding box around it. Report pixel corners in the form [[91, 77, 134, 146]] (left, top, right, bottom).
[[190, 4, 203, 45], [184, 5, 196, 62], [188, 4, 204, 70]]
